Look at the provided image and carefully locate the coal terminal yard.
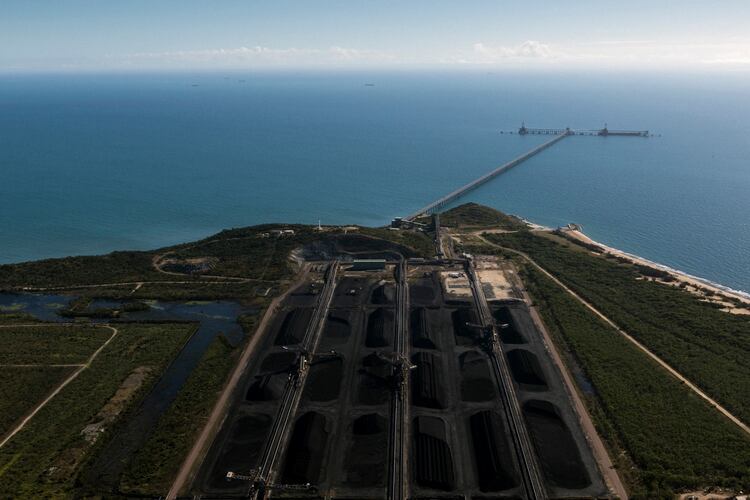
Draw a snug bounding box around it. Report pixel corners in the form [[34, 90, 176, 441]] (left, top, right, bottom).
[[191, 256, 611, 499]]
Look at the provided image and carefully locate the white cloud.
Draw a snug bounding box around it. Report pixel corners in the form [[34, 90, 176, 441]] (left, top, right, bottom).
[[115, 45, 396, 68], [471, 40, 557, 61]]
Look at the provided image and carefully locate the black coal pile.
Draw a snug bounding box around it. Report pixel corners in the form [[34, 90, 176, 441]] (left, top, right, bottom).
[[507, 349, 548, 391], [366, 308, 392, 347], [412, 416, 455, 491], [523, 400, 591, 490], [451, 308, 479, 346], [411, 352, 445, 409], [281, 412, 329, 485], [493, 307, 526, 344], [357, 353, 391, 405], [342, 414, 388, 487], [469, 410, 520, 492], [458, 351, 495, 402], [303, 356, 343, 402], [275, 308, 313, 345], [410, 308, 437, 349]]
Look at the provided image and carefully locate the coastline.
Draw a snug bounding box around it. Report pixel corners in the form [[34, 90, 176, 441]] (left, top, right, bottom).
[[512, 214, 750, 305], [562, 227, 750, 313]]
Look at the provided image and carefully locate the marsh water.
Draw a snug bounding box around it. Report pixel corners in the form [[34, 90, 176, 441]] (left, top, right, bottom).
[[0, 292, 251, 487]]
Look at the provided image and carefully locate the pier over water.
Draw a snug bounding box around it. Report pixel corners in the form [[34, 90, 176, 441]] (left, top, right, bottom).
[[402, 123, 650, 222], [404, 133, 567, 221]]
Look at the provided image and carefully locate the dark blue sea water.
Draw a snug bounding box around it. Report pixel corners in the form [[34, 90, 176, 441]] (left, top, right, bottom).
[[1, 71, 749, 292]]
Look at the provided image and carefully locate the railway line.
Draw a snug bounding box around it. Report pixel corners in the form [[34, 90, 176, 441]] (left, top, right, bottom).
[[242, 260, 339, 498], [465, 258, 547, 499], [387, 259, 410, 500]]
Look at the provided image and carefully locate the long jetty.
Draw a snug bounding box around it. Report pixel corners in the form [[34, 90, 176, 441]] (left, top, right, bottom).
[[404, 133, 567, 220]]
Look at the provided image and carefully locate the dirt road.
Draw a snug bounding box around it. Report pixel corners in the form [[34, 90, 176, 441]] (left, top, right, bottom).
[[166, 263, 311, 499], [504, 269, 628, 499], [0, 324, 118, 448], [478, 235, 750, 437]]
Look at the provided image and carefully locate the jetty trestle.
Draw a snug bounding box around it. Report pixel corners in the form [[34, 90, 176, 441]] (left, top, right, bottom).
[[401, 123, 650, 222]]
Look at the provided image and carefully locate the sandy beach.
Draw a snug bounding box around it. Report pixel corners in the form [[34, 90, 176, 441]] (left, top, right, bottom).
[[561, 228, 750, 315]]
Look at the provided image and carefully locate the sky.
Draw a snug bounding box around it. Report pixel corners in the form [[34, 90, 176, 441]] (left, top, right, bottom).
[[2, 1, 750, 72]]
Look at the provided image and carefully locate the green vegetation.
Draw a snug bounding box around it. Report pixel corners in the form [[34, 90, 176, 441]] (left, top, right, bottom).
[[0, 366, 74, 437], [486, 230, 750, 424], [0, 323, 195, 498], [59, 298, 151, 318], [0, 223, 432, 296], [0, 251, 164, 288], [0, 325, 111, 364], [356, 227, 434, 257], [120, 335, 238, 495], [521, 265, 750, 498], [439, 202, 527, 230]]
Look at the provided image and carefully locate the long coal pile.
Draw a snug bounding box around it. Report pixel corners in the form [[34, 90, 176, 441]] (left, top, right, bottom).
[[410, 308, 437, 349], [469, 410, 520, 492], [412, 416, 455, 491], [411, 352, 445, 409], [281, 412, 329, 485], [523, 400, 591, 490]]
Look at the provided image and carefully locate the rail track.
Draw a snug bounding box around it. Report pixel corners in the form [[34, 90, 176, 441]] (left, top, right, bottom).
[[245, 260, 339, 498], [387, 259, 410, 500], [466, 259, 547, 499]]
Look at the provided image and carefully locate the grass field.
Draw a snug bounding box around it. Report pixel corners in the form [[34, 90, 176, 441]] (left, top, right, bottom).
[[486, 230, 750, 425], [0, 323, 195, 498], [0, 325, 111, 364], [119, 335, 239, 496], [521, 265, 750, 498], [0, 366, 75, 438]]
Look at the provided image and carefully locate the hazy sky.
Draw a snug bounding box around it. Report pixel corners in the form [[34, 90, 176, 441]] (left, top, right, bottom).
[[3, 1, 750, 72]]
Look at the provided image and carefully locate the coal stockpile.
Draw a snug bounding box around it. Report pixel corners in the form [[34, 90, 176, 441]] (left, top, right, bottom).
[[357, 353, 391, 405], [247, 351, 296, 401], [412, 416, 455, 491], [260, 351, 297, 372], [275, 308, 313, 345], [303, 356, 343, 402], [411, 352, 446, 409], [506, 349, 548, 391], [410, 283, 436, 306], [365, 308, 392, 347], [523, 400, 591, 490], [493, 307, 526, 344], [207, 413, 272, 489], [298, 234, 414, 261], [451, 308, 479, 346], [342, 414, 388, 487], [334, 277, 368, 307], [281, 412, 329, 485], [322, 311, 351, 345], [469, 411, 520, 492], [246, 373, 286, 401], [370, 283, 394, 304], [410, 308, 437, 349], [458, 351, 496, 402]]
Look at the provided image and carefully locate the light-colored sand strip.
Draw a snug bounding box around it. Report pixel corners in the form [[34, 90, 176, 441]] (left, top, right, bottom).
[[480, 236, 750, 437], [0, 324, 119, 448], [563, 228, 750, 306]]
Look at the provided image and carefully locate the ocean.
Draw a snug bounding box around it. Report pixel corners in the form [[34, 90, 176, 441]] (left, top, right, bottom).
[[1, 70, 749, 292]]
